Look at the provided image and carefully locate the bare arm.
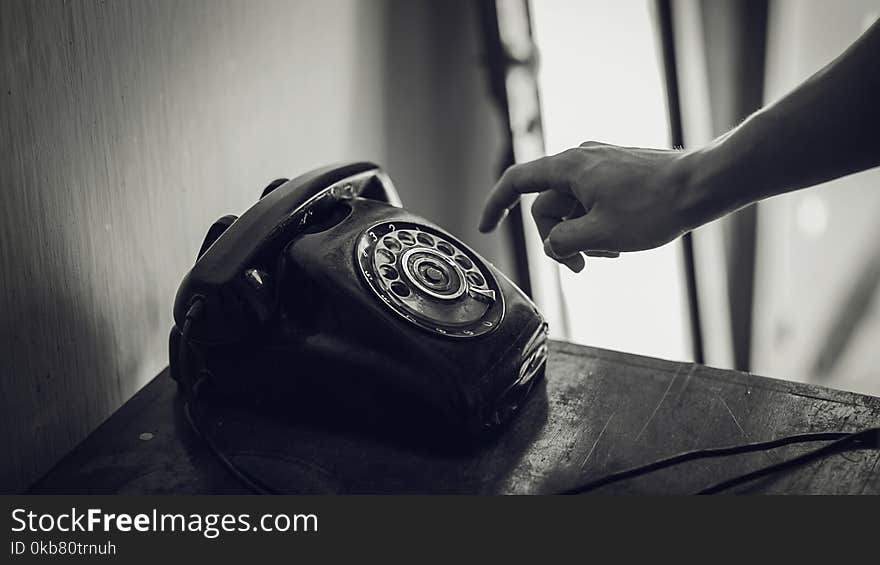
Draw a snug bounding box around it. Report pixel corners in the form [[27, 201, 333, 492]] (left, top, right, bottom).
[[479, 19, 880, 272]]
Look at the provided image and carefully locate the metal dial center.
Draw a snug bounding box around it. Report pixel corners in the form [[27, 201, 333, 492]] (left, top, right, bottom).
[[424, 266, 444, 283]]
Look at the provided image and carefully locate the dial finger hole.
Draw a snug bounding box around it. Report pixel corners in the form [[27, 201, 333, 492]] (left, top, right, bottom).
[[416, 233, 435, 246], [466, 271, 485, 287], [397, 231, 415, 245], [436, 241, 455, 256], [383, 236, 402, 252], [375, 249, 395, 264], [390, 281, 411, 297], [379, 265, 399, 280], [454, 255, 473, 270]]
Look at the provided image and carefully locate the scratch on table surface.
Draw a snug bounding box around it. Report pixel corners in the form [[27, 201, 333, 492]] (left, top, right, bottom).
[[716, 393, 748, 440], [634, 366, 681, 442], [673, 363, 697, 404], [580, 407, 617, 469]]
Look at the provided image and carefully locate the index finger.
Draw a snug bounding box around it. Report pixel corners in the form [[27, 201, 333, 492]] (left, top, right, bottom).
[[478, 155, 569, 232]]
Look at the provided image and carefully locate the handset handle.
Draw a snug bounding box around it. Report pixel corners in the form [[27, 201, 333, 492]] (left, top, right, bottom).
[[174, 161, 400, 344]]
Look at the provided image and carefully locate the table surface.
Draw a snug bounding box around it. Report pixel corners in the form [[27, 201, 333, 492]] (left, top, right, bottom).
[[30, 341, 880, 494]]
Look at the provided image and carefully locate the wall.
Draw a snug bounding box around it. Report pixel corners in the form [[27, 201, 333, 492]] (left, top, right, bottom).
[[381, 0, 509, 270], [0, 0, 507, 492]]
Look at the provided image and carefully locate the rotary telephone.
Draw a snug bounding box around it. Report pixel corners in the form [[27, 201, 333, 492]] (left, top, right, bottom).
[[170, 162, 547, 440]]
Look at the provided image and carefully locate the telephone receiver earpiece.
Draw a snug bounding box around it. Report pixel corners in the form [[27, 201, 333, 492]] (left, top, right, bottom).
[[196, 178, 301, 262], [195, 177, 291, 262], [260, 178, 290, 200], [198, 215, 238, 260]]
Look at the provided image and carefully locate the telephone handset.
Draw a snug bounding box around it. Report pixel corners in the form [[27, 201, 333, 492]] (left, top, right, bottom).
[[173, 162, 400, 344], [171, 162, 547, 438]]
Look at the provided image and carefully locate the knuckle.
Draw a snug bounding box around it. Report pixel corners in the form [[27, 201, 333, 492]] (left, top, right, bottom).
[[499, 164, 519, 183], [530, 200, 541, 219], [539, 155, 559, 172], [530, 194, 550, 217], [549, 151, 577, 178], [570, 168, 592, 194], [557, 148, 581, 163]]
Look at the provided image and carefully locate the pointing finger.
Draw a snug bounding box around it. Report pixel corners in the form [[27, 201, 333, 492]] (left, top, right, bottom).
[[479, 155, 569, 232]]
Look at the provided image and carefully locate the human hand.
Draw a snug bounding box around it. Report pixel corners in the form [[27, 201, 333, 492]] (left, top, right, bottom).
[[478, 141, 701, 272]]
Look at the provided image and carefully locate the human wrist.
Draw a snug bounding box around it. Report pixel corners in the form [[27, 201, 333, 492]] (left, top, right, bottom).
[[669, 135, 750, 231], [674, 107, 791, 229]]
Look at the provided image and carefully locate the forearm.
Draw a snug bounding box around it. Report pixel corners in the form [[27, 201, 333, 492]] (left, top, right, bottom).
[[675, 19, 880, 228]]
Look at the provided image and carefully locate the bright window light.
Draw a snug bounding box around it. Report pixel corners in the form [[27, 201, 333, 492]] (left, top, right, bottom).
[[530, 0, 692, 361]]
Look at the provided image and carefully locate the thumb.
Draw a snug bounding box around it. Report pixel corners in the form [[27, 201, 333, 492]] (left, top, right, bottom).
[[547, 214, 609, 257]]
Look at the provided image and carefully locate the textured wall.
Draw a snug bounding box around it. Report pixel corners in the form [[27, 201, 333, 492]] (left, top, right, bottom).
[[0, 0, 506, 492]]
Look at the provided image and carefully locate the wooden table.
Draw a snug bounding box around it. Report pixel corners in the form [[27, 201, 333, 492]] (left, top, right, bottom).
[[29, 341, 880, 494]]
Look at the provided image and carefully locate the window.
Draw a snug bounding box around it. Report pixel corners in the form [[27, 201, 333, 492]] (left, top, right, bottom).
[[529, 0, 692, 360]]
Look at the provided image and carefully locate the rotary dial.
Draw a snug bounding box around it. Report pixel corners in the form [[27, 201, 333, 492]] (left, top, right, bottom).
[[356, 222, 504, 338]]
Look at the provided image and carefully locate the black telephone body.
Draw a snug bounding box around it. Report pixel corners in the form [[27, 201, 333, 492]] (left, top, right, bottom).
[[170, 162, 547, 439]]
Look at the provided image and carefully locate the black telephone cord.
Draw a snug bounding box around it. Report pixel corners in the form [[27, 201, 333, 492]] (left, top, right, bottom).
[[560, 428, 879, 494], [183, 378, 277, 495], [179, 299, 278, 494], [695, 427, 879, 494]]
